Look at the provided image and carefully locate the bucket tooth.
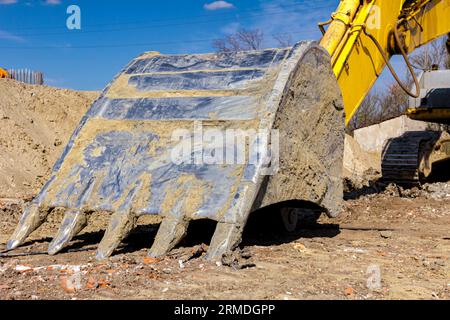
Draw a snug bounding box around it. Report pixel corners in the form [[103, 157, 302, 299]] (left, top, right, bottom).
[[7, 203, 49, 251], [205, 222, 244, 261], [48, 209, 87, 255], [96, 209, 137, 260], [148, 217, 190, 258]]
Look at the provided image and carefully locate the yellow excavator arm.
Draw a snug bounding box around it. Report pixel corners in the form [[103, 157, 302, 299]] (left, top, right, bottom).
[[319, 0, 450, 125]]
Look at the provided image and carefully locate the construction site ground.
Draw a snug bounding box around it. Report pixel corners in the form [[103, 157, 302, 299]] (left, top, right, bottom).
[[0, 79, 448, 300]]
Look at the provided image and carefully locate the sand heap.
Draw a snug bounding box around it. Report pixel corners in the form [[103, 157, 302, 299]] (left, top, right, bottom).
[[0, 79, 98, 199], [343, 134, 381, 180]]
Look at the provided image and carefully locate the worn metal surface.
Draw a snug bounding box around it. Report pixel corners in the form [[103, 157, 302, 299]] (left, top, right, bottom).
[[8, 41, 345, 260]]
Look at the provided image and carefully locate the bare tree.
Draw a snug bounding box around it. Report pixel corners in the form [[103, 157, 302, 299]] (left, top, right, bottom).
[[237, 29, 264, 50], [378, 82, 409, 121], [410, 36, 449, 70], [213, 28, 264, 53], [349, 80, 411, 130], [445, 36, 450, 69], [273, 33, 293, 47], [212, 37, 241, 53], [348, 91, 381, 130]]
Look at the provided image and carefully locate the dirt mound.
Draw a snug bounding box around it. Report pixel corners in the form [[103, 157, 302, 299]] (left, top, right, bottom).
[[343, 134, 381, 177], [0, 79, 98, 198]]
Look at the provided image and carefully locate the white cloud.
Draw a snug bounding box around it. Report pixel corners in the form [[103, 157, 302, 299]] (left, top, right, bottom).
[[0, 29, 25, 42], [0, 0, 62, 4], [44, 0, 61, 5], [204, 1, 234, 11], [0, 0, 18, 4]]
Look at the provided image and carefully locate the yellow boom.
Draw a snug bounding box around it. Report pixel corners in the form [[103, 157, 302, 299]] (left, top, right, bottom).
[[319, 0, 450, 125]]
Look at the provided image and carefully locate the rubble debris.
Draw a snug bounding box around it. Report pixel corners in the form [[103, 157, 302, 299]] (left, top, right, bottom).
[[344, 287, 354, 296], [60, 272, 82, 293], [86, 277, 98, 289], [143, 257, 162, 265], [221, 248, 255, 270]]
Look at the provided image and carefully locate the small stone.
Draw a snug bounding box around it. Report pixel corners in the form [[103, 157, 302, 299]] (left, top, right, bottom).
[[344, 287, 354, 296], [293, 243, 307, 252], [86, 277, 98, 289], [97, 279, 111, 289], [380, 231, 393, 239], [15, 265, 33, 273], [60, 272, 82, 294], [143, 257, 162, 265]]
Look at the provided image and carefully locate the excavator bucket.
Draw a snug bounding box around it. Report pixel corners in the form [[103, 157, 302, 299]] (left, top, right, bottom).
[[7, 41, 345, 260]]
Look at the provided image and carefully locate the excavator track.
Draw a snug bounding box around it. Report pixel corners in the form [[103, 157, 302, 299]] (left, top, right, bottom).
[[381, 131, 440, 186]]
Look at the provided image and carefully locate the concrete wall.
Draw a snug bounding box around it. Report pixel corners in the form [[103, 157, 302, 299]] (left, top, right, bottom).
[[353, 115, 429, 154]]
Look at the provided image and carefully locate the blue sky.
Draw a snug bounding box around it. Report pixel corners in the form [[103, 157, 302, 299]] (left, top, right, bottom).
[[0, 0, 400, 91]]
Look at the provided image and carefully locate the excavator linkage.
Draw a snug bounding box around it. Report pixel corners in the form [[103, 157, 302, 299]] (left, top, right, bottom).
[[7, 41, 345, 260]]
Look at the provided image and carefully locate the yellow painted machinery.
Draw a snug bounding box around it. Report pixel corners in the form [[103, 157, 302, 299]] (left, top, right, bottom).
[[6, 0, 450, 260], [382, 69, 450, 185], [0, 67, 8, 78]]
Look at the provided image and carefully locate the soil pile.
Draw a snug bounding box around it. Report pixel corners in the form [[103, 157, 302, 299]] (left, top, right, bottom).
[[343, 134, 381, 178], [0, 79, 98, 198]]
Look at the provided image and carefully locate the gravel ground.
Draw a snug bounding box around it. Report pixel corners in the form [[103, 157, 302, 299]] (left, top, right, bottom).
[[0, 183, 448, 300]]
